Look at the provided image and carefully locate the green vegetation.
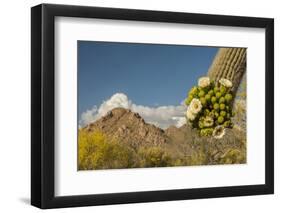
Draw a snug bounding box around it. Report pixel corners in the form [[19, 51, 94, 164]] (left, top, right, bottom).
[[137, 147, 172, 167], [78, 130, 136, 170], [79, 130, 175, 169], [78, 129, 175, 170]]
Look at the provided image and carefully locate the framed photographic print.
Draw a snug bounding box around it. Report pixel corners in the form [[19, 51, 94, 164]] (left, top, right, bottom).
[[31, 3, 274, 209]]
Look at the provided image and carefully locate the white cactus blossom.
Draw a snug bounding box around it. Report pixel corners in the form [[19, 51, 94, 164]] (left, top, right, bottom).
[[213, 125, 226, 139], [203, 116, 214, 127], [198, 76, 210, 88], [189, 98, 202, 114], [219, 78, 233, 88], [186, 109, 196, 121]]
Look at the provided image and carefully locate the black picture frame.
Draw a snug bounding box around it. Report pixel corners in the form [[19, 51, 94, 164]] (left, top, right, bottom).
[[31, 3, 274, 209]]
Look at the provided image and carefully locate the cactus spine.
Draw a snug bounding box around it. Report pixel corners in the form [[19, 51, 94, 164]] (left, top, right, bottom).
[[208, 48, 246, 96]]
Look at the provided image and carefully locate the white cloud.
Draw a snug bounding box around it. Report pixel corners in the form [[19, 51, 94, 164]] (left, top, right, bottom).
[[79, 93, 186, 129]]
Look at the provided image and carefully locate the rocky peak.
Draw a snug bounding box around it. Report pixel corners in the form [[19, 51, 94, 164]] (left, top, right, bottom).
[[84, 107, 168, 147]]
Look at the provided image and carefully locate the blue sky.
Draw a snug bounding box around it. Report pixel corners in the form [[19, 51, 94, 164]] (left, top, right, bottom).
[[78, 41, 218, 127]]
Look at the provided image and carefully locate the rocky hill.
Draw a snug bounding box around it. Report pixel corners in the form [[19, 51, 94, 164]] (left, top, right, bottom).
[[83, 108, 169, 148]]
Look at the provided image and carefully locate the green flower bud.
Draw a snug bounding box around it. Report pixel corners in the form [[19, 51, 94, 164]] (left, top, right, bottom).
[[223, 120, 232, 128], [220, 86, 227, 95], [199, 129, 205, 136], [218, 116, 224, 124], [214, 86, 219, 93], [205, 94, 211, 102], [189, 86, 198, 96], [220, 103, 226, 110], [216, 92, 222, 99], [200, 128, 213, 136], [225, 93, 233, 102], [219, 97, 225, 104], [185, 96, 193, 105], [211, 96, 217, 104], [200, 97, 207, 106], [215, 112, 219, 118], [213, 103, 220, 111], [220, 111, 227, 117], [204, 109, 210, 116], [198, 90, 205, 98], [206, 128, 214, 135], [208, 89, 214, 96], [198, 120, 204, 129]]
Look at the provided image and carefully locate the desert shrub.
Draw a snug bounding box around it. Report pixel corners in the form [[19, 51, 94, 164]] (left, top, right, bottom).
[[188, 150, 208, 165], [219, 148, 246, 164], [137, 147, 173, 167], [78, 130, 136, 170]]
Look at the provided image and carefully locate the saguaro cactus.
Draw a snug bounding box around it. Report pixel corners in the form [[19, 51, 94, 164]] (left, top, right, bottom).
[[207, 48, 246, 96]]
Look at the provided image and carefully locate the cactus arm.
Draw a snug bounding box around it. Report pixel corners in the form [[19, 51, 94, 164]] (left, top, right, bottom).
[[207, 48, 246, 96]]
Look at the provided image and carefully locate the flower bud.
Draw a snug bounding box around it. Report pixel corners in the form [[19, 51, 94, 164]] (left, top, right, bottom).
[[208, 89, 214, 96], [220, 111, 227, 117], [219, 97, 225, 104], [220, 85, 227, 94], [213, 103, 220, 111], [214, 112, 219, 118], [205, 94, 211, 102], [185, 96, 193, 105], [218, 116, 224, 124], [189, 86, 198, 96], [220, 103, 226, 110], [225, 93, 233, 102], [211, 96, 217, 104], [223, 120, 231, 127], [198, 90, 205, 98], [214, 86, 219, 93], [216, 92, 222, 99], [200, 97, 207, 106]]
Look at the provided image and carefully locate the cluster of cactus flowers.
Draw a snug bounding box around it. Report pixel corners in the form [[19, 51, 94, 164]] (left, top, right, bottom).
[[185, 76, 234, 138]]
